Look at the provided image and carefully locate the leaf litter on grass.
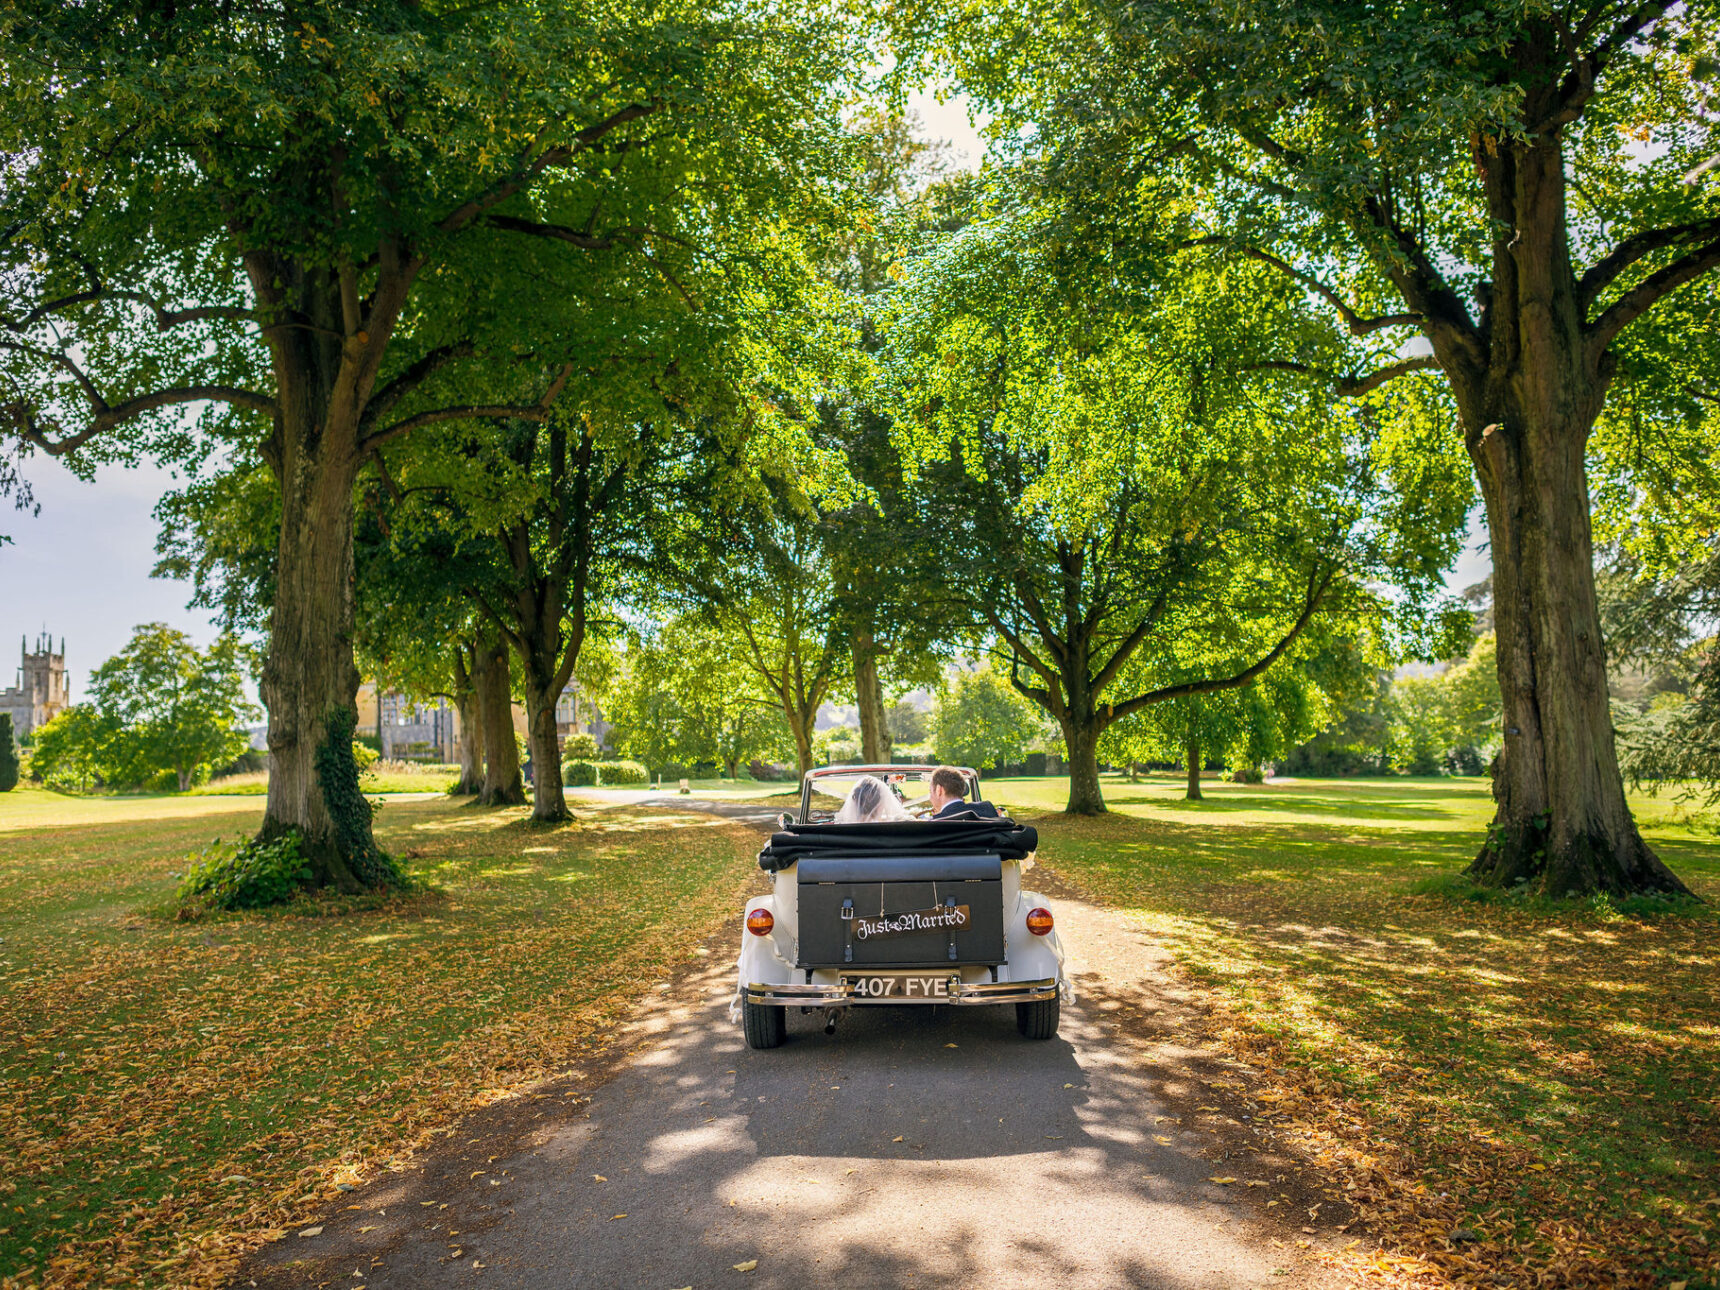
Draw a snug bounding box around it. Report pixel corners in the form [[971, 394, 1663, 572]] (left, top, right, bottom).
[[1025, 779, 1720, 1290], [0, 800, 762, 1289]]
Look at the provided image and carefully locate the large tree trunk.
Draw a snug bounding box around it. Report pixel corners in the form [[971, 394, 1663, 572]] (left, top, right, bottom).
[[260, 393, 373, 891], [1061, 712, 1107, 815], [1185, 739, 1202, 801], [1467, 408, 1689, 895], [788, 706, 816, 777], [1451, 137, 1690, 898], [853, 632, 890, 763], [474, 633, 524, 806], [523, 675, 569, 823], [451, 642, 484, 796]]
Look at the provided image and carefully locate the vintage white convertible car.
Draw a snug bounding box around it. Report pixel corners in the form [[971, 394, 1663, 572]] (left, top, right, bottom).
[[735, 765, 1070, 1049]]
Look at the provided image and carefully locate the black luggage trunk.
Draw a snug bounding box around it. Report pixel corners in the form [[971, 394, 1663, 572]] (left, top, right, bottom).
[[795, 854, 1005, 968]]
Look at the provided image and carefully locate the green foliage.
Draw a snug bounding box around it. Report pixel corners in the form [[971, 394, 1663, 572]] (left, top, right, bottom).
[[314, 708, 401, 889], [563, 732, 601, 760], [351, 741, 380, 774], [0, 713, 18, 792], [55, 624, 259, 792], [881, 196, 1469, 808], [887, 701, 929, 747], [1384, 635, 1502, 775], [605, 618, 793, 775], [177, 832, 312, 914], [562, 759, 649, 786], [1100, 665, 1328, 777], [1620, 664, 1720, 806], [26, 704, 120, 791], [933, 664, 1050, 769], [817, 725, 863, 765]]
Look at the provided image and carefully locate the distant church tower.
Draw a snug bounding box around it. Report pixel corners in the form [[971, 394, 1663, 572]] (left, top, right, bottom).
[[0, 632, 69, 737]]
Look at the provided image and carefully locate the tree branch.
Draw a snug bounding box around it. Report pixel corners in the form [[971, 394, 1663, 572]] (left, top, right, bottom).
[[0, 338, 275, 455], [1242, 355, 1439, 396], [3, 286, 254, 333], [1186, 239, 1421, 334], [360, 342, 476, 432], [1577, 217, 1720, 314], [1090, 586, 1173, 696], [437, 104, 658, 236], [361, 362, 575, 448], [1587, 236, 1720, 356], [1108, 565, 1340, 720], [483, 215, 620, 249]]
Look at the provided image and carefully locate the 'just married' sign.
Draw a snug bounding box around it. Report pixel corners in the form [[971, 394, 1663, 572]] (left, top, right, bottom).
[[853, 905, 970, 940]]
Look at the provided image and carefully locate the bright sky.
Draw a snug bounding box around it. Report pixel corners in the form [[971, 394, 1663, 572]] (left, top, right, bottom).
[[0, 90, 1490, 699], [905, 86, 989, 170]]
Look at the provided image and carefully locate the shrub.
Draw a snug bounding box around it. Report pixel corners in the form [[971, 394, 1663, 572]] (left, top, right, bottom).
[[749, 758, 790, 782], [352, 741, 380, 773], [218, 747, 267, 777], [0, 714, 18, 792], [178, 832, 313, 912], [562, 759, 649, 786], [563, 732, 601, 759], [601, 759, 648, 784]]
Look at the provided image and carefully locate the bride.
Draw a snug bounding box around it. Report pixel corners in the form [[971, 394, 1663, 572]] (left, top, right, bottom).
[[833, 775, 911, 824]]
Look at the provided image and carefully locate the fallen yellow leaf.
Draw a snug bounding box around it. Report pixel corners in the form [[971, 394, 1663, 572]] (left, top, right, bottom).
[[592, 1174, 607, 1183], [298, 1226, 323, 1237], [733, 1258, 759, 1272], [892, 1135, 904, 1143], [1210, 1177, 1236, 1185], [1154, 1135, 1173, 1145], [610, 1213, 627, 1220]]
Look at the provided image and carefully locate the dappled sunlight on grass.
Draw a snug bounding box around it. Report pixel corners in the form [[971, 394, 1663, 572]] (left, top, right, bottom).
[[1026, 780, 1720, 1285], [0, 797, 764, 1288]]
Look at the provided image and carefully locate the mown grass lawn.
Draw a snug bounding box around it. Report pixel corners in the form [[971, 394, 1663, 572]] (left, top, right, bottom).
[[0, 792, 762, 1289], [986, 773, 1720, 1287]]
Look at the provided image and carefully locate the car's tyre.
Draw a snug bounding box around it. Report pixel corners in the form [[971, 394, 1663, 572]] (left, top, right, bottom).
[[1016, 994, 1060, 1041], [742, 999, 787, 1049]]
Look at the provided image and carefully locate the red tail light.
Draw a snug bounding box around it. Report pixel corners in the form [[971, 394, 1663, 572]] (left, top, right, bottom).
[[1026, 907, 1054, 936], [746, 908, 774, 936]]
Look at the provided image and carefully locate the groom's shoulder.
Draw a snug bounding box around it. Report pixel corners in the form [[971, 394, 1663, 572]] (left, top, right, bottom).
[[936, 799, 1000, 819]]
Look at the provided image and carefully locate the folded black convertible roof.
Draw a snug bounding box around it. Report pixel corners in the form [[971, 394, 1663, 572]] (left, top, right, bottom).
[[757, 817, 1039, 872]]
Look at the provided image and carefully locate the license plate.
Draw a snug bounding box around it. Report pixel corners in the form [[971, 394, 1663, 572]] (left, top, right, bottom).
[[843, 975, 950, 999]]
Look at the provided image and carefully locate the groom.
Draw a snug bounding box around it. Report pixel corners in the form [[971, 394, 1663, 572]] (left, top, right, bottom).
[[927, 765, 1000, 819]]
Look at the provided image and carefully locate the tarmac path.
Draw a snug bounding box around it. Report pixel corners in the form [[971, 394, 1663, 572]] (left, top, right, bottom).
[[246, 800, 1353, 1290]]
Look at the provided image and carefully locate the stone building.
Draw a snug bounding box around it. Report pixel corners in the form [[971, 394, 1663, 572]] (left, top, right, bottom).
[[0, 633, 69, 738], [350, 678, 605, 763]]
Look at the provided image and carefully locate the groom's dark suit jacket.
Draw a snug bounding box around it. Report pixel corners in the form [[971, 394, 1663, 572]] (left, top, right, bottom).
[[932, 798, 1000, 820]]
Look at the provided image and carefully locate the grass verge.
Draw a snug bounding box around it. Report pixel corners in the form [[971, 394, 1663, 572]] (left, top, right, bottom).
[[1001, 774, 1720, 1288], [0, 796, 762, 1289]]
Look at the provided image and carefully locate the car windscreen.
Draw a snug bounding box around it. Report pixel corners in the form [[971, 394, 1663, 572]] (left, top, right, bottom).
[[804, 770, 934, 822]]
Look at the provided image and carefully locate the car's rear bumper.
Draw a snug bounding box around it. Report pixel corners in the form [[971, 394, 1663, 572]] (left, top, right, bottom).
[[744, 976, 1058, 1007]]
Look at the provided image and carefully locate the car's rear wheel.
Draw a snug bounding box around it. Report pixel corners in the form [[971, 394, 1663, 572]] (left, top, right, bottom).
[[742, 999, 787, 1049], [1016, 994, 1060, 1041]]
